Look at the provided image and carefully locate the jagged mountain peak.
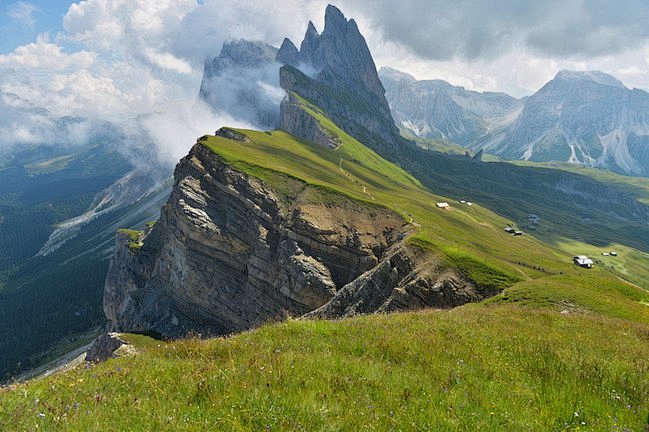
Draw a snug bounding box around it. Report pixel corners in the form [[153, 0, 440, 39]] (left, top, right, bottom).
[[276, 38, 299, 65], [552, 70, 626, 89], [324, 4, 347, 30], [314, 5, 385, 101], [217, 39, 277, 66], [306, 20, 318, 34], [279, 4, 402, 153], [299, 21, 320, 64]]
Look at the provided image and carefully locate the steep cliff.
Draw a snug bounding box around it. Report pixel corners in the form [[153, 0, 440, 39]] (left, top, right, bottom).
[[104, 128, 501, 338], [105, 131, 400, 337]]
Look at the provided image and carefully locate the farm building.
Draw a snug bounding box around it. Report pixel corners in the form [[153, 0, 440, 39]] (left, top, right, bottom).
[[436, 202, 450, 209], [573, 255, 594, 268]]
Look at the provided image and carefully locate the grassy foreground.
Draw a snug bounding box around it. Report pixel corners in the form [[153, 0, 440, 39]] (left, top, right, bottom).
[[1, 306, 648, 431]]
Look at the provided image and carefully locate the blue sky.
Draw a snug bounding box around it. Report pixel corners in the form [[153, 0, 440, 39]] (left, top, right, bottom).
[[0, 1, 73, 53]]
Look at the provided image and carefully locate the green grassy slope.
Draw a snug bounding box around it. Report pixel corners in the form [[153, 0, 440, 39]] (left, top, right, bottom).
[[2, 108, 648, 429], [1, 307, 647, 431], [501, 160, 649, 286], [387, 134, 649, 288]]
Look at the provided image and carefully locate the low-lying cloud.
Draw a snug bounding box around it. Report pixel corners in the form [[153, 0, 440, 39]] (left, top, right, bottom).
[[0, 0, 327, 167]]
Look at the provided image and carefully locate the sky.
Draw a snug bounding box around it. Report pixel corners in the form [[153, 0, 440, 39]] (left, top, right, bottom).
[[1, 0, 649, 162]]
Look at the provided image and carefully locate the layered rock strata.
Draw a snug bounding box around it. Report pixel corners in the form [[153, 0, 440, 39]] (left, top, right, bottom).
[[105, 133, 405, 337]]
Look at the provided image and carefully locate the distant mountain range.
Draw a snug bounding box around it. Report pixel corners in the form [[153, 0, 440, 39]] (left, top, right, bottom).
[[381, 67, 649, 176]]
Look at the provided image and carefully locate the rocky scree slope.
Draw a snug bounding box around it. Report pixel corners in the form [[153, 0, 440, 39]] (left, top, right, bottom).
[[104, 129, 491, 338]]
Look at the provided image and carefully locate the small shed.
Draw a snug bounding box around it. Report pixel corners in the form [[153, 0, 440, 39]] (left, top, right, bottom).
[[573, 255, 594, 268], [513, 231, 523, 236], [610, 251, 618, 256], [504, 227, 514, 233], [436, 202, 450, 209]]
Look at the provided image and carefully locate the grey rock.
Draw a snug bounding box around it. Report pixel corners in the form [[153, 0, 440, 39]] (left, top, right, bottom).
[[214, 127, 250, 142], [299, 21, 320, 64], [306, 244, 495, 319], [276, 38, 299, 66], [86, 333, 128, 363], [279, 92, 341, 148]]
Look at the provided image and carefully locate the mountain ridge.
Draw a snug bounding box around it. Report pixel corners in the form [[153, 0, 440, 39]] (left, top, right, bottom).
[[383, 67, 649, 176]]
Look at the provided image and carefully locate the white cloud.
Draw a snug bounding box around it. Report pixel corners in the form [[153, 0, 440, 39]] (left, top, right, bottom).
[[139, 98, 255, 164], [144, 49, 192, 74], [0, 35, 95, 70], [331, 1, 649, 97], [7, 2, 39, 29]]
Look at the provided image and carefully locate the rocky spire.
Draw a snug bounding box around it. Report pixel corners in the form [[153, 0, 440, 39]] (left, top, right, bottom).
[[299, 21, 320, 64], [276, 38, 299, 66], [281, 4, 401, 153]]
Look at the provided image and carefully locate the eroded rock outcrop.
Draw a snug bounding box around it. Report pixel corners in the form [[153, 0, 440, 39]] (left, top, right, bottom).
[[307, 244, 496, 319], [86, 333, 129, 363]]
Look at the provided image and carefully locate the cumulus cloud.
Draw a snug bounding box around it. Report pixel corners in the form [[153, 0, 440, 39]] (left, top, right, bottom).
[[338, 0, 649, 61], [0, 35, 95, 69], [7, 2, 39, 29]]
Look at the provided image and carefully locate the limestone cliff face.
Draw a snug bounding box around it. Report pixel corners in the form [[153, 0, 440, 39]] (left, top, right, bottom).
[[105, 134, 407, 337]]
